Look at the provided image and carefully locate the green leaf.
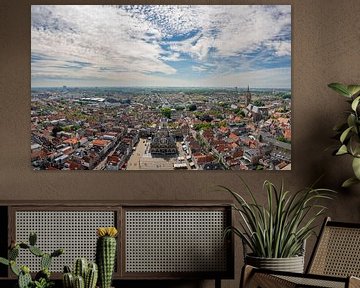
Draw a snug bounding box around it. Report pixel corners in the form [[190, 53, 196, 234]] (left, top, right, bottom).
[[352, 157, 360, 179], [351, 96, 360, 111], [349, 135, 360, 156], [347, 85, 360, 97], [0, 257, 9, 266], [336, 144, 348, 155], [347, 114, 356, 127], [342, 177, 360, 188], [328, 83, 351, 97], [222, 179, 335, 258], [10, 261, 20, 276], [340, 127, 352, 143]]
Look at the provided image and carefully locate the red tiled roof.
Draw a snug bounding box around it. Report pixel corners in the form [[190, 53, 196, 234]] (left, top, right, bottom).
[[92, 139, 110, 147], [194, 154, 214, 164], [229, 133, 240, 141], [63, 138, 79, 145]]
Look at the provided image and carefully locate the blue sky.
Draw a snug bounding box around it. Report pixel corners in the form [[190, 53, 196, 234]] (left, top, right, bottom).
[[31, 5, 291, 88]]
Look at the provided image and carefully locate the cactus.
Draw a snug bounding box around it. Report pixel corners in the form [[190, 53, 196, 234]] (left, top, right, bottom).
[[74, 275, 85, 288], [18, 269, 32, 288], [63, 259, 98, 288], [0, 257, 9, 266], [41, 253, 52, 270], [29, 245, 44, 257], [0, 233, 63, 288], [9, 246, 19, 260], [51, 248, 64, 258], [19, 243, 30, 249], [34, 268, 51, 285], [29, 232, 37, 246], [74, 258, 87, 279], [96, 227, 118, 288], [10, 260, 21, 276], [64, 265, 72, 273], [63, 272, 74, 288], [85, 263, 98, 288]]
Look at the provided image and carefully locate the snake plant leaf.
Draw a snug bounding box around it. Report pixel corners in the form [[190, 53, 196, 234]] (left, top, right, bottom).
[[336, 144, 348, 155], [222, 179, 335, 258], [352, 157, 360, 179], [342, 177, 360, 188], [328, 83, 352, 97], [351, 96, 360, 111], [340, 127, 352, 143]]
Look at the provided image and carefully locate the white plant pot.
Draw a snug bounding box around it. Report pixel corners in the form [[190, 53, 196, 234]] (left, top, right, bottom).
[[245, 254, 305, 273]]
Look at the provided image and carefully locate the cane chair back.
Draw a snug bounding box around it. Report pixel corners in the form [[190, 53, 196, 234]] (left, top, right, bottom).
[[241, 218, 360, 288], [307, 217, 360, 278]]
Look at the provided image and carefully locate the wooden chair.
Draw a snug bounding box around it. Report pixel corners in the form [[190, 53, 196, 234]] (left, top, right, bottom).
[[241, 217, 360, 288]]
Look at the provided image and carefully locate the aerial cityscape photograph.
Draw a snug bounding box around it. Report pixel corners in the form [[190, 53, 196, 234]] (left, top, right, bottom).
[[31, 5, 291, 171]]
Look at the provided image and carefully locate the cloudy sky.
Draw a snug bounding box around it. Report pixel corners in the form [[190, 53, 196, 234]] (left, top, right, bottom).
[[31, 5, 291, 88]]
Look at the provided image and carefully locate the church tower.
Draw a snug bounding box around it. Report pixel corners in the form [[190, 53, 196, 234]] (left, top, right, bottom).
[[245, 85, 252, 106]]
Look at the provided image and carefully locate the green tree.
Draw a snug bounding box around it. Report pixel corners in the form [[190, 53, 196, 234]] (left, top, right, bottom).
[[51, 125, 63, 137], [253, 100, 264, 107], [160, 107, 172, 119], [237, 110, 245, 117], [193, 123, 213, 131], [188, 104, 197, 111], [277, 135, 291, 143], [175, 106, 185, 111]]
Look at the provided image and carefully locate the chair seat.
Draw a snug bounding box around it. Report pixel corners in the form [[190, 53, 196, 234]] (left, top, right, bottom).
[[277, 274, 346, 288], [243, 266, 360, 288]]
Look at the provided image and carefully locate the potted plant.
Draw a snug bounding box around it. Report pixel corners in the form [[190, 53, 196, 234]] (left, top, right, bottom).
[[328, 83, 360, 187], [0, 232, 63, 288], [222, 179, 334, 273]]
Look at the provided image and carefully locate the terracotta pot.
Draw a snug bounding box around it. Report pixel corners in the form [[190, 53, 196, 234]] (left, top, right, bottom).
[[245, 254, 304, 273]]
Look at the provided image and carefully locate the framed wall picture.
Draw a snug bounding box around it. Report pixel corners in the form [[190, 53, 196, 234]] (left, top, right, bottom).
[[31, 5, 291, 171]]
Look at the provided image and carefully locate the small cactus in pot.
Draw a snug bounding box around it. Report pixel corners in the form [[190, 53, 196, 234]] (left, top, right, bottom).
[[62, 259, 98, 288], [96, 227, 118, 288]]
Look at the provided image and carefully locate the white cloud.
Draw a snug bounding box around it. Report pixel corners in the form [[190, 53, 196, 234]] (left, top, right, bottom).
[[267, 41, 291, 57], [192, 65, 208, 72], [32, 5, 176, 79], [31, 5, 291, 87], [193, 67, 291, 88]]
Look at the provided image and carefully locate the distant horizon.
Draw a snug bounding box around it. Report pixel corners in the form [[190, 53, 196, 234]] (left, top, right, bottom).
[[31, 85, 291, 90], [31, 5, 291, 88]]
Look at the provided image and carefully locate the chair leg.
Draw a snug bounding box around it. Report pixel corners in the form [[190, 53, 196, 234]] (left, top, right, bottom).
[[240, 265, 255, 288]]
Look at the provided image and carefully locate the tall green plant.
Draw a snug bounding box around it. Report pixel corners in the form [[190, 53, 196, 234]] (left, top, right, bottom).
[[328, 83, 360, 187], [96, 227, 117, 288], [222, 180, 334, 258]]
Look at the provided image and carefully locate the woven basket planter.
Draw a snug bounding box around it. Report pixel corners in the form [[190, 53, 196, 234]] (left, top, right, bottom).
[[245, 254, 305, 273]]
